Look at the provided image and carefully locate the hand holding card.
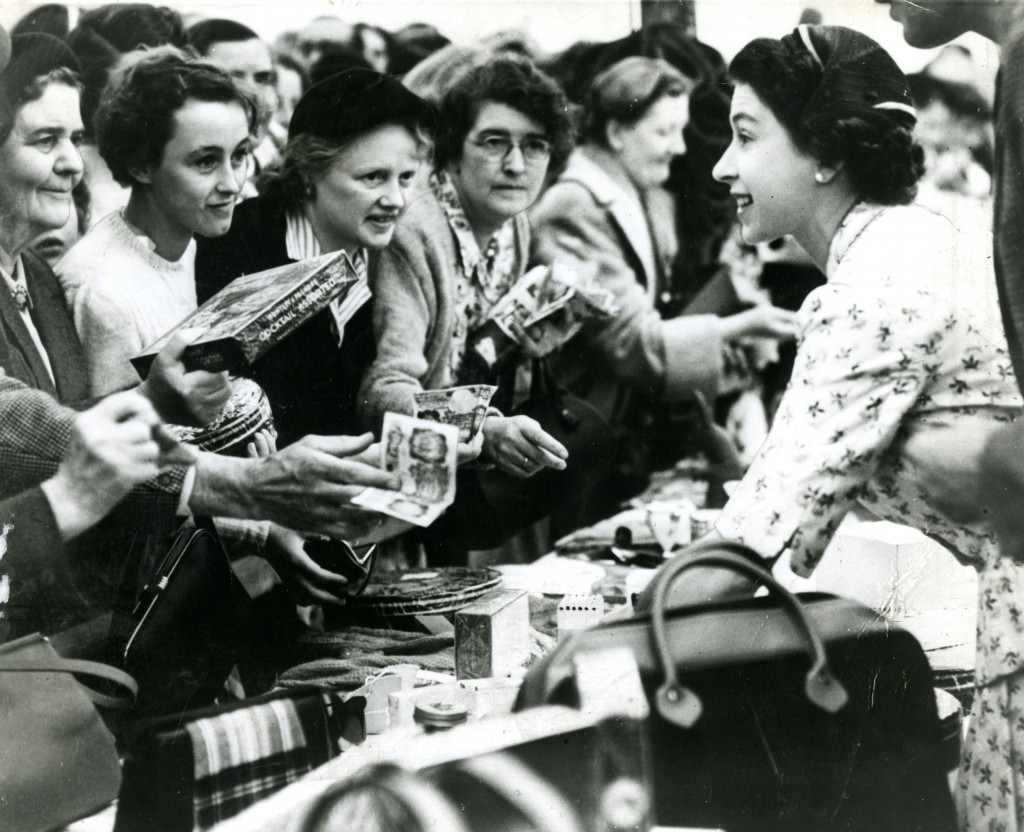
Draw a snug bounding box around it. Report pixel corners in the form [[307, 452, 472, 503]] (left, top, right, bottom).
[[351, 413, 460, 527], [413, 384, 497, 443]]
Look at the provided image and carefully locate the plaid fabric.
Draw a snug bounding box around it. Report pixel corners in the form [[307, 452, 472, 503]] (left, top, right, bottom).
[[185, 697, 316, 831]]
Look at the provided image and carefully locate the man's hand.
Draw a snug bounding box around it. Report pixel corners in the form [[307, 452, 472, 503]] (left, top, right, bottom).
[[238, 433, 401, 538], [42, 391, 164, 540], [138, 330, 232, 427], [481, 414, 568, 479], [262, 525, 351, 606]]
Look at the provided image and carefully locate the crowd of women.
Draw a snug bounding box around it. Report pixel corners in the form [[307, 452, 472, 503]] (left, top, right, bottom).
[[3, 1, 1024, 827]]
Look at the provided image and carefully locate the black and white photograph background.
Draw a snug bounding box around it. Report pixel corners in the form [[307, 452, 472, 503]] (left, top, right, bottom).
[[0, 1, 1019, 831]]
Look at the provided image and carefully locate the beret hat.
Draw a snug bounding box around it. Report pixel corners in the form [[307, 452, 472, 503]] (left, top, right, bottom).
[[289, 66, 435, 143], [2, 32, 80, 98]]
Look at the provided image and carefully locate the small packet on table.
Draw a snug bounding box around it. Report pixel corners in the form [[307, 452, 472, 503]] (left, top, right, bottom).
[[352, 413, 459, 527], [413, 384, 497, 443]]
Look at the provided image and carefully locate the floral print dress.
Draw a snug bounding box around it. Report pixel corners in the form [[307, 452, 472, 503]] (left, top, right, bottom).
[[715, 202, 1024, 831]]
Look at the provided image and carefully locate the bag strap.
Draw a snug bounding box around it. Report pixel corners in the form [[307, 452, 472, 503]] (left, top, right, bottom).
[[0, 655, 138, 709], [648, 540, 848, 729]]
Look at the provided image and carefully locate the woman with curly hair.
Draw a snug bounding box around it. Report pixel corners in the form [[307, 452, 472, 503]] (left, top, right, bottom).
[[57, 46, 257, 399], [359, 54, 574, 480], [647, 25, 1022, 820]]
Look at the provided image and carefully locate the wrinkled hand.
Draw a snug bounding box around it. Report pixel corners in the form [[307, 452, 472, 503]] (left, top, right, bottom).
[[139, 330, 232, 427], [44, 391, 164, 539], [262, 525, 351, 606], [481, 414, 568, 479], [244, 432, 400, 538], [722, 305, 799, 342]]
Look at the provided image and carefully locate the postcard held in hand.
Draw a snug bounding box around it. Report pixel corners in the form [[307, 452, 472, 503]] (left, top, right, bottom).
[[352, 413, 459, 527], [413, 385, 497, 442], [130, 251, 359, 376]]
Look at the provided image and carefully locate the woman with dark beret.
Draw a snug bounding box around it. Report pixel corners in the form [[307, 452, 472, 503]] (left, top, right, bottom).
[[195, 67, 436, 447]]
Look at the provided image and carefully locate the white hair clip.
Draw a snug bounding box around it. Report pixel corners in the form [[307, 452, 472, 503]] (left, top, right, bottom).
[[873, 101, 917, 119], [797, 24, 824, 70]]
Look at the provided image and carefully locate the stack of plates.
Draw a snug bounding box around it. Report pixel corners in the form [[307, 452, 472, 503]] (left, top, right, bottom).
[[170, 377, 274, 457], [347, 567, 502, 617]]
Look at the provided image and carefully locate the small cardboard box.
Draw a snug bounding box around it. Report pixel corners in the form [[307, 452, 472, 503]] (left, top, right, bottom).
[[455, 589, 529, 680], [557, 594, 604, 641]]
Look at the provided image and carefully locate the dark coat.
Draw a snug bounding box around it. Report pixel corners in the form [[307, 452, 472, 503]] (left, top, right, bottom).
[[194, 193, 376, 447], [0, 250, 89, 405]]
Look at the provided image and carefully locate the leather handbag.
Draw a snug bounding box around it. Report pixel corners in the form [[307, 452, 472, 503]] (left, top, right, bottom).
[[110, 517, 254, 717], [0, 632, 137, 832], [515, 541, 958, 832]]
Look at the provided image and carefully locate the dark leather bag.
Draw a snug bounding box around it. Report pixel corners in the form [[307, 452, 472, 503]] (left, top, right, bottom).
[[515, 541, 957, 832], [110, 517, 254, 717], [0, 632, 137, 832]]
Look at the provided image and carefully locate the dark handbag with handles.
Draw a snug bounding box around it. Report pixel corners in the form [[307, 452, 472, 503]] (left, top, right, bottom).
[[110, 516, 254, 717], [429, 358, 616, 552], [515, 540, 957, 832], [0, 632, 137, 832]]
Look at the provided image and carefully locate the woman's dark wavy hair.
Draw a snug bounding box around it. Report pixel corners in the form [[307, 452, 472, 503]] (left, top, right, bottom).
[[94, 46, 259, 188], [729, 37, 924, 206], [434, 54, 574, 175]]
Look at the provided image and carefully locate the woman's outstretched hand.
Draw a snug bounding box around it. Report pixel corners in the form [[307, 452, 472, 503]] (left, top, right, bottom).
[[721, 305, 799, 342], [481, 414, 568, 479]]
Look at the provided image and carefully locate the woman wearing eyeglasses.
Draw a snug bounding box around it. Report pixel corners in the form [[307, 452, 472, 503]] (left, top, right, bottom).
[[359, 54, 575, 482], [530, 57, 798, 518]]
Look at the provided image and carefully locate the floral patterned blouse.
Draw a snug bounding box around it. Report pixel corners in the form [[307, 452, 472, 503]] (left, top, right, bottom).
[[716, 202, 1023, 685], [431, 170, 520, 379]]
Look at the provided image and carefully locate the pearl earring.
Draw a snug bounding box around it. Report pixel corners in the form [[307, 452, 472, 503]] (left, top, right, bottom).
[[814, 171, 827, 184]]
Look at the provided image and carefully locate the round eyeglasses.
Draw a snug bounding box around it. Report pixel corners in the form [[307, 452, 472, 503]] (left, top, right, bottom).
[[469, 133, 552, 164]]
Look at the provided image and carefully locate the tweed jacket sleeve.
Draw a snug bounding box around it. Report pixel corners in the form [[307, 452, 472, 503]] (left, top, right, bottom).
[[0, 370, 184, 516]]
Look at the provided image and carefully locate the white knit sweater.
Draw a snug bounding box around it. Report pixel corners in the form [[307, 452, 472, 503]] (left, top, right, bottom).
[[56, 211, 198, 396]]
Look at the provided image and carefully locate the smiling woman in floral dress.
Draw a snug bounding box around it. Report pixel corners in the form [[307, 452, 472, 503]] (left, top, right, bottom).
[[643, 25, 1023, 829]]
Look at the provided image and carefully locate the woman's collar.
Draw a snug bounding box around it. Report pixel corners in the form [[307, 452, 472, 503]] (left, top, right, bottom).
[[825, 201, 886, 279]]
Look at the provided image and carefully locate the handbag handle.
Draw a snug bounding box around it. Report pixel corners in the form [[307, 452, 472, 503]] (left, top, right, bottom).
[[0, 655, 138, 709], [648, 541, 848, 729]]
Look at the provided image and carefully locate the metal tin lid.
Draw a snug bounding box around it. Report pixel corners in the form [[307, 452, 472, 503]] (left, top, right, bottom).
[[413, 699, 469, 729]]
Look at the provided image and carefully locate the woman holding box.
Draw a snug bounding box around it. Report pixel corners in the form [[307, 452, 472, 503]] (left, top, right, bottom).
[[195, 67, 436, 447]]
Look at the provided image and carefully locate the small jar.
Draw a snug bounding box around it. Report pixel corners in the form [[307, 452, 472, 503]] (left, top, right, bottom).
[[413, 700, 469, 732]]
